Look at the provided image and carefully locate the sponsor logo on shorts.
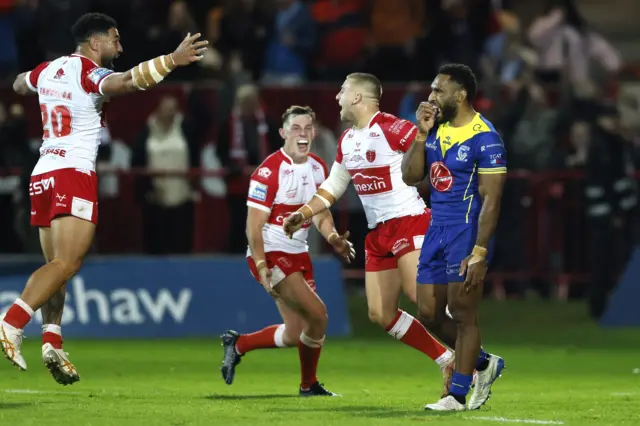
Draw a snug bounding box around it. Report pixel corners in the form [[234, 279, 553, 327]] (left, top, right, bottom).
[[429, 162, 453, 192], [446, 264, 461, 275], [391, 238, 410, 255], [277, 256, 292, 268], [248, 180, 268, 202], [29, 176, 55, 195], [350, 166, 392, 196], [71, 196, 93, 221]]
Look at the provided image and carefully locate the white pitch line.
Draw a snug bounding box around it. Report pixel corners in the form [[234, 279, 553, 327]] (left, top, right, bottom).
[[4, 389, 84, 395], [464, 416, 565, 425], [612, 392, 637, 397]]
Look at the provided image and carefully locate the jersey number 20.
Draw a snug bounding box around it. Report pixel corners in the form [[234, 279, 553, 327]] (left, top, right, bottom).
[[40, 104, 72, 138]]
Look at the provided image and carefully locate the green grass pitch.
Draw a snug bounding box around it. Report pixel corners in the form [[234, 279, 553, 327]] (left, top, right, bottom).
[[1, 298, 639, 425]]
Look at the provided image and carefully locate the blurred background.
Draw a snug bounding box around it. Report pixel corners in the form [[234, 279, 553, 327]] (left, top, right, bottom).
[[1, 0, 640, 330]]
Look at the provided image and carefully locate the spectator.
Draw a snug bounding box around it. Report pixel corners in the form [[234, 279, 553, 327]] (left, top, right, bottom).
[[261, 0, 316, 86], [0, 103, 36, 253], [367, 0, 425, 81], [527, 0, 622, 85], [310, 0, 367, 81], [216, 84, 280, 253], [132, 96, 200, 255], [214, 0, 272, 82]]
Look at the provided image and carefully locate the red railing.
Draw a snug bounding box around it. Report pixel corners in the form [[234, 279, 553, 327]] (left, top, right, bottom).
[[4, 167, 636, 300]]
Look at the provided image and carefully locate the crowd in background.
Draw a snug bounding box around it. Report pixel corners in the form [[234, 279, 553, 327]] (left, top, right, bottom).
[[0, 0, 639, 307]]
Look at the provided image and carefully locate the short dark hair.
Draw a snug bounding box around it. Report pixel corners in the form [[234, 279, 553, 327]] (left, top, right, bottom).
[[71, 13, 118, 45], [282, 105, 316, 126], [347, 73, 383, 101], [438, 64, 477, 102]]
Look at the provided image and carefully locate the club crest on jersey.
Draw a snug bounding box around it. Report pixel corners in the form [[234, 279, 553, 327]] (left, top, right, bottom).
[[54, 68, 65, 79], [456, 145, 470, 162], [257, 167, 272, 178], [366, 150, 376, 163], [430, 162, 453, 192]]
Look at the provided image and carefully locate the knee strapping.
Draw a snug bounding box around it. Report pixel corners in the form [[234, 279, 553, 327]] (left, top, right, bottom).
[[300, 332, 324, 348]]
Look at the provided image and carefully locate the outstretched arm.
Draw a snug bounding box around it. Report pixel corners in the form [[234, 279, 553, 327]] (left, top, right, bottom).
[[101, 33, 208, 96]]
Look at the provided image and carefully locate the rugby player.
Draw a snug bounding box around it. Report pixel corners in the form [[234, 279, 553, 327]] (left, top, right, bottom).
[[402, 64, 506, 411], [220, 106, 354, 396], [3, 13, 207, 384], [282, 74, 455, 391]]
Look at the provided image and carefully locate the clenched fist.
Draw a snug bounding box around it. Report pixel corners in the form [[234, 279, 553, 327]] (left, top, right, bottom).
[[416, 102, 439, 135], [283, 212, 305, 238]]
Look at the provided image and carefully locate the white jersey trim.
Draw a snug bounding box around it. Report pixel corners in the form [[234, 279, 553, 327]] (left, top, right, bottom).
[[98, 72, 118, 96], [247, 200, 271, 213], [25, 71, 36, 92]]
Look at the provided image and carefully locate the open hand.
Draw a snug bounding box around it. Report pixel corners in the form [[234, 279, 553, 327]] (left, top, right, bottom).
[[257, 264, 278, 298], [171, 32, 209, 67], [459, 254, 487, 294], [329, 231, 356, 263]]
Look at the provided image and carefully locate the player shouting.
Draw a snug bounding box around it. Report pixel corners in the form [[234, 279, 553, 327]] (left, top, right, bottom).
[[402, 64, 506, 411], [220, 105, 354, 396], [282, 73, 455, 392], [2, 13, 207, 384]]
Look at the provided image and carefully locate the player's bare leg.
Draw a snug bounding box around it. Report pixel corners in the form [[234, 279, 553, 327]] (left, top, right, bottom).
[[368, 252, 452, 366], [220, 300, 305, 385], [446, 284, 504, 410], [38, 227, 79, 385], [426, 280, 504, 411], [399, 251, 454, 393], [1, 216, 94, 371], [275, 272, 336, 396], [416, 283, 458, 396]]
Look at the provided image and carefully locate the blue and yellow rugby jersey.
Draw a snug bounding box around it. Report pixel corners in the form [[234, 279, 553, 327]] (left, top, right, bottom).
[[424, 113, 506, 226]]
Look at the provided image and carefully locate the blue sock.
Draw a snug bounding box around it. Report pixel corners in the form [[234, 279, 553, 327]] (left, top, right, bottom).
[[448, 371, 473, 401], [475, 347, 490, 371]]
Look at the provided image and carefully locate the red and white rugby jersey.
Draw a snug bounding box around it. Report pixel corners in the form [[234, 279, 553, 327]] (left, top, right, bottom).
[[246, 149, 329, 255], [336, 111, 426, 228], [26, 54, 115, 175]]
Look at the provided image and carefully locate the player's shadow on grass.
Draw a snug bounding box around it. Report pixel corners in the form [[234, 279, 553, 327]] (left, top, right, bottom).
[[0, 403, 33, 409], [280, 406, 459, 418], [205, 394, 299, 401]]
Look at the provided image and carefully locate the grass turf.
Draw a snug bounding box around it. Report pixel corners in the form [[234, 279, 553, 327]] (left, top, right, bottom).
[[0, 299, 638, 425]]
